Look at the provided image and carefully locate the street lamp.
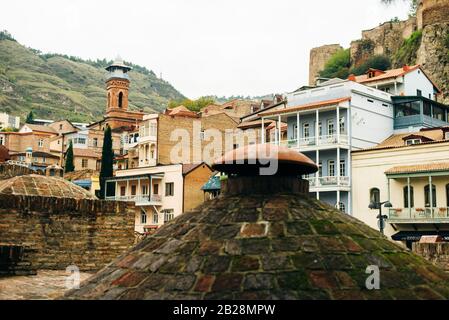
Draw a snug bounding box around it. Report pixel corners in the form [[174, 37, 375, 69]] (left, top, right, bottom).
[[369, 200, 393, 235]]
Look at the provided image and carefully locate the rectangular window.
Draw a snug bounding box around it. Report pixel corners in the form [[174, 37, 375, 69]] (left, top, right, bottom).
[[200, 130, 205, 141], [0, 136, 4, 145], [417, 89, 422, 97], [303, 123, 310, 138], [432, 105, 445, 121], [82, 159, 88, 168], [153, 213, 159, 224], [340, 160, 346, 177], [153, 184, 159, 195], [38, 139, 44, 148], [142, 185, 148, 195], [339, 117, 345, 134], [327, 120, 334, 137], [328, 160, 335, 177], [292, 124, 298, 139], [318, 121, 322, 137], [131, 185, 137, 196], [406, 139, 421, 146], [165, 182, 174, 197], [150, 123, 157, 136], [93, 138, 98, 147], [163, 209, 175, 223], [120, 186, 126, 196], [318, 161, 323, 177]]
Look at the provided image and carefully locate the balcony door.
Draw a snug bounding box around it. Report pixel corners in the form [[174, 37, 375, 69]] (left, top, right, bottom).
[[424, 184, 436, 208], [446, 184, 449, 207], [327, 119, 335, 137]]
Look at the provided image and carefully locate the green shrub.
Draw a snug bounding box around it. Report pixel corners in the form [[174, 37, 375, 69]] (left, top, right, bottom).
[[394, 30, 422, 66], [319, 49, 351, 79], [350, 55, 392, 75]]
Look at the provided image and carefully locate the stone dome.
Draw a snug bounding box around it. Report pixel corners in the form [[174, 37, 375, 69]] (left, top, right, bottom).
[[65, 146, 449, 300], [0, 174, 96, 200]]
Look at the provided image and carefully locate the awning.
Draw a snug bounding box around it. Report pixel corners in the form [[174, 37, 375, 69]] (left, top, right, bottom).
[[73, 180, 92, 188], [201, 176, 221, 191], [392, 231, 449, 242]]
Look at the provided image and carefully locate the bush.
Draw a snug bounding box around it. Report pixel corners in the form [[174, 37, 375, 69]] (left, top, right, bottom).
[[168, 97, 216, 112], [350, 55, 392, 75], [393, 30, 422, 66], [0, 30, 15, 41], [319, 49, 351, 79]]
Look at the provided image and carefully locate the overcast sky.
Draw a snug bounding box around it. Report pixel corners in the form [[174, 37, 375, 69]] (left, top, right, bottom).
[[1, 0, 410, 99]]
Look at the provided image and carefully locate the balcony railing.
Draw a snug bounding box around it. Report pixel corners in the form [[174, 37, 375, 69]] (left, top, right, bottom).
[[306, 176, 350, 188], [388, 208, 449, 221], [274, 134, 349, 149], [106, 194, 162, 205]]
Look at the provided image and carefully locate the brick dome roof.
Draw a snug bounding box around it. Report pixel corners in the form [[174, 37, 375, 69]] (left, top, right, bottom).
[[0, 174, 96, 200], [65, 146, 449, 300]]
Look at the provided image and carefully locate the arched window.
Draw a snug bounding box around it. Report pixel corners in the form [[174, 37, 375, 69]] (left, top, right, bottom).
[[370, 188, 380, 205], [403, 186, 414, 208], [140, 210, 147, 224], [118, 92, 124, 108], [424, 184, 436, 207], [446, 184, 449, 207]]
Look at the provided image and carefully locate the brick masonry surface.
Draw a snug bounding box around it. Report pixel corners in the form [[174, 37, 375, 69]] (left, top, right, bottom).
[[0, 194, 136, 272], [65, 177, 449, 300]]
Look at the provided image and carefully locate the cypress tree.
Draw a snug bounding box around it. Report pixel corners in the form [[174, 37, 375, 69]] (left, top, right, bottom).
[[25, 111, 34, 124], [65, 140, 75, 173], [99, 126, 114, 199]]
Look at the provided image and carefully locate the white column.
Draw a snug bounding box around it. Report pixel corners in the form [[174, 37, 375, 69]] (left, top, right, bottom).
[[138, 178, 141, 201], [337, 147, 341, 186], [337, 190, 341, 211], [348, 191, 352, 216], [315, 109, 319, 146], [315, 149, 320, 195], [278, 115, 282, 145], [317, 192, 320, 200], [261, 118, 265, 144], [336, 105, 340, 144], [408, 177, 412, 218], [296, 112, 300, 150], [394, 82, 398, 95], [429, 176, 433, 218]]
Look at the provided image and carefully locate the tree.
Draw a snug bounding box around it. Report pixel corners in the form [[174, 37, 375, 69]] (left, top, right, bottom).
[[25, 111, 34, 124], [65, 141, 75, 173], [99, 126, 114, 199], [319, 49, 351, 79], [350, 55, 392, 75], [168, 97, 216, 112]]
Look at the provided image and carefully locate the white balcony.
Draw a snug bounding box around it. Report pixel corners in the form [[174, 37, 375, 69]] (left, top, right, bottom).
[[388, 207, 449, 223], [306, 176, 350, 190], [106, 194, 162, 206], [274, 134, 349, 150]]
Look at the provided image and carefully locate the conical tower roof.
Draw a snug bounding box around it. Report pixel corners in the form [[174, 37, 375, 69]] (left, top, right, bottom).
[[66, 145, 449, 300]]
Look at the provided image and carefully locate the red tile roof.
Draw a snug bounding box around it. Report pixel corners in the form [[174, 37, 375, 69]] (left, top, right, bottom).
[[385, 162, 449, 175], [73, 148, 101, 158], [259, 97, 351, 117]]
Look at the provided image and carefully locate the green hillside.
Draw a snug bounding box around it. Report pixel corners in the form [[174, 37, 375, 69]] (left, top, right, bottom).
[[0, 32, 185, 123]]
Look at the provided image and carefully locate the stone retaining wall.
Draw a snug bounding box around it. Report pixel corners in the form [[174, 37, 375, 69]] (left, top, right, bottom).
[[0, 194, 136, 272]]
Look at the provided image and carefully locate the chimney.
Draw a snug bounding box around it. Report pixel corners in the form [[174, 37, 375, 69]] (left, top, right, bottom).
[[212, 144, 318, 196], [348, 74, 356, 81], [403, 65, 410, 72]]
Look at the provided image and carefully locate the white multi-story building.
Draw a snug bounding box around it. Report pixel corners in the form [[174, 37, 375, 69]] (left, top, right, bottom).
[[0, 112, 20, 130], [257, 65, 447, 215]]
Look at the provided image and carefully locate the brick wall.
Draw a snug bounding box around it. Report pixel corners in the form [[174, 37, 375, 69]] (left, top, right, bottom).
[[0, 194, 136, 272], [0, 163, 39, 180], [413, 242, 449, 271], [183, 164, 214, 212]]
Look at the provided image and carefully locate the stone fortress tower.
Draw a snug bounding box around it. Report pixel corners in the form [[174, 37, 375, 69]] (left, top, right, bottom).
[[416, 0, 449, 30], [308, 0, 449, 103]]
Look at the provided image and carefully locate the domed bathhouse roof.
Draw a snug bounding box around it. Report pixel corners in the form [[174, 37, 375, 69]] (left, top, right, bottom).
[[0, 174, 96, 200], [66, 145, 449, 300]]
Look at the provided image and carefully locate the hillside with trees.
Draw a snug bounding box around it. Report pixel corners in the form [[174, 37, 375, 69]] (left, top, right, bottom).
[[0, 31, 185, 123]]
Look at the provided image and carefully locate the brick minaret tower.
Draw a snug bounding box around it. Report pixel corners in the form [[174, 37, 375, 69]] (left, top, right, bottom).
[[102, 56, 144, 130], [105, 56, 131, 112]]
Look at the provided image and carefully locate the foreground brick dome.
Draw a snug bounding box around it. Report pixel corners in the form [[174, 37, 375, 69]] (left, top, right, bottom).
[[66, 146, 449, 300]]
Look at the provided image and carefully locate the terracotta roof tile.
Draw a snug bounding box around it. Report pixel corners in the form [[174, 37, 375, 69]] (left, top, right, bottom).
[[23, 124, 57, 134], [72, 148, 101, 158], [259, 97, 351, 117], [386, 162, 449, 175]]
